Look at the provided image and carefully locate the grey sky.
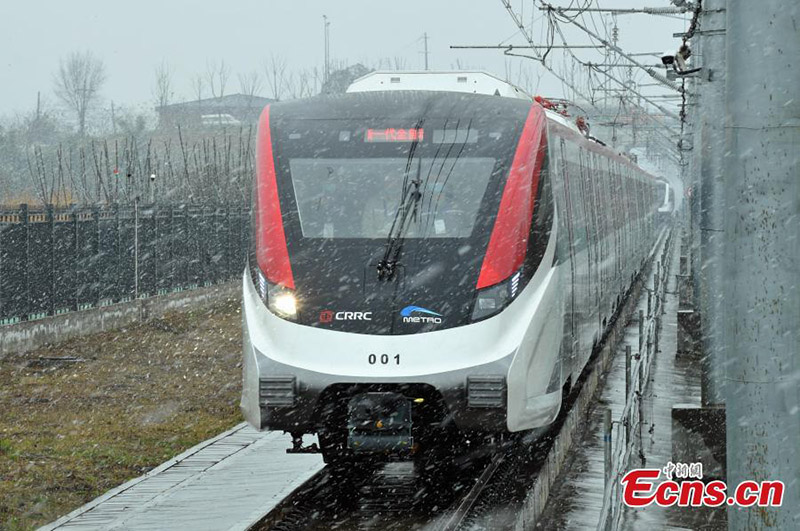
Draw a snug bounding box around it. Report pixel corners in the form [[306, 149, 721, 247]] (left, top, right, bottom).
[[2, 1, 686, 116]]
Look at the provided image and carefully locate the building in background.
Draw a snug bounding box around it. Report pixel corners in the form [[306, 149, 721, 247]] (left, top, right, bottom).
[[156, 94, 274, 130]]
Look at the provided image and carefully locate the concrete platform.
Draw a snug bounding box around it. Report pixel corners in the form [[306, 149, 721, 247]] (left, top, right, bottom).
[[40, 424, 323, 531], [534, 231, 726, 530]]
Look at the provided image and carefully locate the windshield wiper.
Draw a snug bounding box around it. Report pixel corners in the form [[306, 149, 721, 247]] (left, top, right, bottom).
[[376, 131, 424, 281]]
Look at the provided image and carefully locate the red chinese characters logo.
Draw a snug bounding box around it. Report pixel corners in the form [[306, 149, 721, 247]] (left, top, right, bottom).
[[365, 128, 424, 143]]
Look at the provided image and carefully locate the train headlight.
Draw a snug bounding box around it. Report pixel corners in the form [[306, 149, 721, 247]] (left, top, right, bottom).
[[270, 287, 297, 318], [471, 270, 521, 321], [255, 268, 298, 320]]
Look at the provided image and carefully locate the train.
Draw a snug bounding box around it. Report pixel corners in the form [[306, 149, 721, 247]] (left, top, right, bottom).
[[240, 71, 664, 463]]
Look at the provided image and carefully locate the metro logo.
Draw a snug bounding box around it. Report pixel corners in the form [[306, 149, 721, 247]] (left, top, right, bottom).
[[400, 305, 443, 324]]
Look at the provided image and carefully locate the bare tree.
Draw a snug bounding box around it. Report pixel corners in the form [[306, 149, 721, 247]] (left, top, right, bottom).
[[295, 69, 315, 98], [205, 59, 230, 100], [263, 54, 288, 100], [392, 56, 407, 70], [238, 71, 263, 98], [53, 51, 106, 136], [153, 60, 173, 108], [191, 74, 204, 102]]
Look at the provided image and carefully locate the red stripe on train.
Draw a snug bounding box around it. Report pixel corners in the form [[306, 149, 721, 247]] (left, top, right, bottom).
[[255, 105, 295, 289], [477, 105, 547, 290]]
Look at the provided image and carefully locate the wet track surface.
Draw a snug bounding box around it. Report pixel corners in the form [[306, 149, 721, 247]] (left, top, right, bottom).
[[255, 366, 589, 531]]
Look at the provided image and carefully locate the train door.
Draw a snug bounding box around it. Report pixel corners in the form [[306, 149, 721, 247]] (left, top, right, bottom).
[[604, 158, 617, 304], [634, 177, 643, 267], [580, 148, 601, 344], [595, 152, 608, 322], [619, 165, 628, 281], [591, 152, 604, 324], [559, 138, 578, 373], [616, 162, 626, 284]]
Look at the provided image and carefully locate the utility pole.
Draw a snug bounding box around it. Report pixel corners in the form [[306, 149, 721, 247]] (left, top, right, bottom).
[[695, 0, 726, 407], [323, 15, 330, 85], [723, 1, 800, 529], [110, 100, 116, 135], [423, 32, 429, 70]]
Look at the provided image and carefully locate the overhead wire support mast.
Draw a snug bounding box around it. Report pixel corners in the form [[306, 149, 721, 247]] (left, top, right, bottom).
[[539, 3, 683, 93]]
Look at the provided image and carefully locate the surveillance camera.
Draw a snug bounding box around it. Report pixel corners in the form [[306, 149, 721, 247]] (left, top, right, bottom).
[[661, 54, 675, 66]]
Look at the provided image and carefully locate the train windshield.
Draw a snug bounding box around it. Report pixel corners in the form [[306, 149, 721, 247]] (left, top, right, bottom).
[[272, 117, 524, 245], [289, 156, 495, 239]]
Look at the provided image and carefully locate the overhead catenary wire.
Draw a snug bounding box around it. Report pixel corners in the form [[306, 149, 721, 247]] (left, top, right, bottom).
[[475, 1, 681, 158], [541, 2, 683, 92], [546, 12, 681, 125], [497, 0, 599, 109]]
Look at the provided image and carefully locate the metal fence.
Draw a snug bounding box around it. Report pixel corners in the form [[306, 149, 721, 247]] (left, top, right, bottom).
[[598, 227, 674, 530], [0, 202, 249, 325]]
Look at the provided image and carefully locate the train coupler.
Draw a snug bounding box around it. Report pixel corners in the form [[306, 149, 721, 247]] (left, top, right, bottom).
[[347, 392, 414, 455], [286, 432, 320, 454]]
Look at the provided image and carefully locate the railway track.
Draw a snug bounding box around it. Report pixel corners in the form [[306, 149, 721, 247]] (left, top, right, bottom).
[[250, 371, 602, 531]]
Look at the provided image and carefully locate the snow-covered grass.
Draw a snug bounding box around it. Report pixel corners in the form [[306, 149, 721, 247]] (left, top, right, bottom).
[[0, 298, 243, 530]]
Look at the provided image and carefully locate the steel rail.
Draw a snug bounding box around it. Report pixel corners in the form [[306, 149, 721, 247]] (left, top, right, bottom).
[[438, 452, 506, 531]]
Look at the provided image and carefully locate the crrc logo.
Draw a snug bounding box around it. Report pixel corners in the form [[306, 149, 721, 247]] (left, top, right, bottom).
[[319, 310, 373, 322]]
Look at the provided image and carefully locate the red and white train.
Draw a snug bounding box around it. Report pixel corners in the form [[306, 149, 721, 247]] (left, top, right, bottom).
[[240, 71, 665, 462]]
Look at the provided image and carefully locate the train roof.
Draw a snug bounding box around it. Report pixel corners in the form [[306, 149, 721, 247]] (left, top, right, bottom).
[[268, 89, 531, 121], [347, 70, 532, 100]]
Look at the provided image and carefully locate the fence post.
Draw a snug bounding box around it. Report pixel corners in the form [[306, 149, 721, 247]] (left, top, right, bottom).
[[153, 203, 158, 293], [92, 206, 100, 306], [603, 406, 613, 524], [114, 203, 121, 302], [47, 204, 55, 317], [71, 206, 78, 311], [184, 204, 190, 288], [625, 345, 632, 446], [21, 204, 30, 321], [169, 204, 175, 292], [134, 197, 139, 299], [638, 310, 644, 353], [638, 350, 646, 466]]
